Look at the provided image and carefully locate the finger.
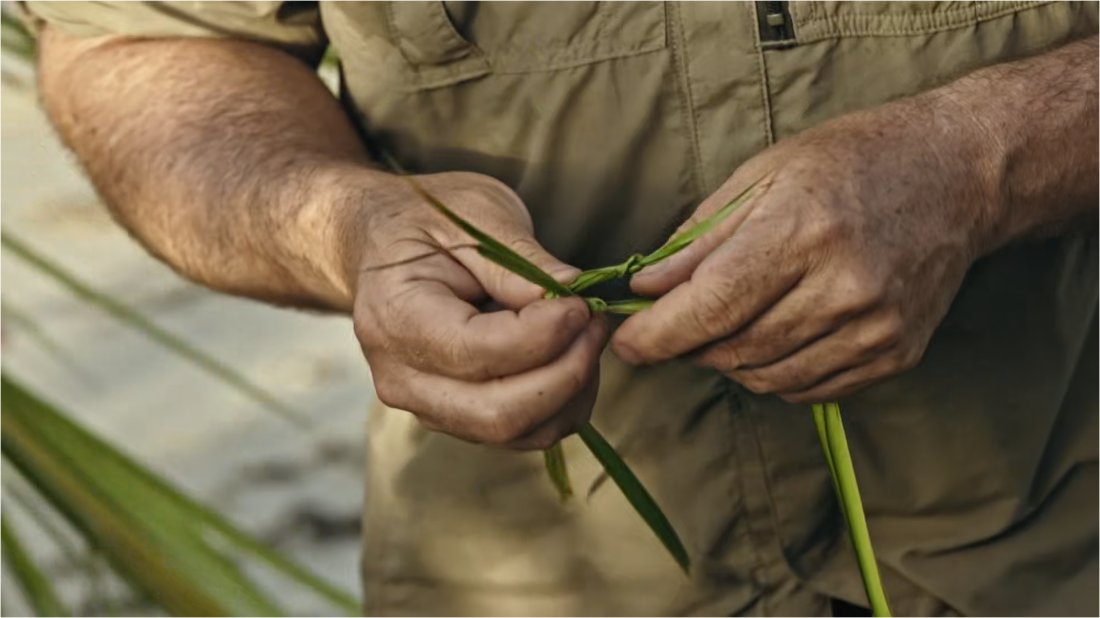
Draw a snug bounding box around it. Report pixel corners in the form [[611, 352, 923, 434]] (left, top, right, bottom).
[[776, 344, 923, 404], [724, 311, 904, 395], [502, 368, 601, 451], [613, 232, 804, 365], [631, 175, 770, 297], [694, 282, 875, 372], [376, 318, 608, 446], [448, 234, 581, 309], [367, 275, 591, 381]]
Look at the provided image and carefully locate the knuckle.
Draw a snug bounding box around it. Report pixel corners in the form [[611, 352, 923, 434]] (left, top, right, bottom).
[[860, 308, 905, 351], [352, 313, 379, 350], [735, 370, 774, 395], [802, 208, 847, 245], [884, 346, 921, 374], [700, 343, 745, 372], [373, 374, 405, 410], [690, 283, 738, 336], [899, 345, 924, 371], [835, 268, 888, 313], [449, 337, 492, 381], [479, 406, 528, 445]]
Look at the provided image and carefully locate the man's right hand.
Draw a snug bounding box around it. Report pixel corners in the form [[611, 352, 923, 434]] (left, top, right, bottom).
[[345, 171, 607, 450], [37, 29, 604, 449]]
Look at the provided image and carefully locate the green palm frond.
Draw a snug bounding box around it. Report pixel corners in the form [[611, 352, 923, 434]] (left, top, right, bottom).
[[1, 374, 360, 616]]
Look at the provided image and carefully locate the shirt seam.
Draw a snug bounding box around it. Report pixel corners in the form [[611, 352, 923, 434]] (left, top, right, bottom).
[[665, 1, 708, 199], [751, 2, 777, 148]]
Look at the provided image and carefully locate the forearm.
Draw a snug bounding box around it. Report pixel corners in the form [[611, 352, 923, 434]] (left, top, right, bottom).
[[39, 27, 382, 311], [930, 35, 1098, 255]]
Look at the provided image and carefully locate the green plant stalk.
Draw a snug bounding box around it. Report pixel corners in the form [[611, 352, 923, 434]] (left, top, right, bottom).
[[407, 177, 690, 572], [4, 479, 113, 611], [1, 515, 71, 616], [812, 403, 891, 617], [566, 180, 763, 294], [1, 232, 309, 428]]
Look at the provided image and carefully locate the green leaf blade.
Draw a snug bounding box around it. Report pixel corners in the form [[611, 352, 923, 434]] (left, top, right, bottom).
[[543, 444, 573, 502], [578, 423, 690, 573], [0, 232, 309, 428], [404, 178, 573, 297], [1, 515, 71, 617], [2, 374, 361, 616], [640, 178, 764, 268]]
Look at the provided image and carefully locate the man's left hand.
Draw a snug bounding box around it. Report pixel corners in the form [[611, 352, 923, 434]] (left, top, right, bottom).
[[613, 95, 998, 403]]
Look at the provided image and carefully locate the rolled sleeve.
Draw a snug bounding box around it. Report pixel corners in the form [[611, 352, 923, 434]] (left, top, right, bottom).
[[22, 1, 326, 62]]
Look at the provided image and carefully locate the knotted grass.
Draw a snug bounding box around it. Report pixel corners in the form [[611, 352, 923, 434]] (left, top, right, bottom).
[[406, 176, 891, 614]]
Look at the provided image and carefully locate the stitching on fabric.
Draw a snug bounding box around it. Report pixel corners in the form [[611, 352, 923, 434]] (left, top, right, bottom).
[[665, 1, 708, 198], [794, 1, 1050, 43], [394, 44, 673, 93], [750, 2, 776, 147], [724, 388, 773, 614]]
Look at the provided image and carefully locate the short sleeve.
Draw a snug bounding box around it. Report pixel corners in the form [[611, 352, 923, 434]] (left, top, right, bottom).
[[21, 1, 326, 62]]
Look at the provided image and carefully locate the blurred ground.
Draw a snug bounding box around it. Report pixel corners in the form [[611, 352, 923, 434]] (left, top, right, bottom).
[[1, 57, 372, 614]]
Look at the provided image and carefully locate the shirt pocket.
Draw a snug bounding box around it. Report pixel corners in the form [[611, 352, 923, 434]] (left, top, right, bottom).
[[370, 1, 668, 91]]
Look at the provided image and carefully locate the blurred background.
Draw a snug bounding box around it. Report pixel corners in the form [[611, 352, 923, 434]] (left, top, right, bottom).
[[2, 6, 373, 615]]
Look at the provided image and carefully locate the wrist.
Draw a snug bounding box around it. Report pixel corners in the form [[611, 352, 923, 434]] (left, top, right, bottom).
[[907, 87, 1009, 260], [297, 161, 391, 310]]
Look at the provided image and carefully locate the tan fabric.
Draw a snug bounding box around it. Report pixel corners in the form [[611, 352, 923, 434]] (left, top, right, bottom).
[[25, 2, 1099, 615]]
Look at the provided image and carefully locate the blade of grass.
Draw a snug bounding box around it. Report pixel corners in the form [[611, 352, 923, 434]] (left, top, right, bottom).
[[2, 387, 278, 616], [543, 443, 573, 501], [817, 403, 891, 617], [2, 374, 360, 615], [1, 232, 308, 428], [1, 514, 71, 617], [566, 178, 765, 294], [578, 423, 690, 572], [1, 301, 94, 384], [23, 375, 359, 613], [3, 479, 112, 611], [1, 13, 37, 61], [408, 178, 691, 571], [640, 178, 766, 268], [403, 178, 573, 297]]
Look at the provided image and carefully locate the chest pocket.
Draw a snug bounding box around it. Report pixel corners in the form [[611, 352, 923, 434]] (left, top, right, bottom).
[[378, 1, 667, 90]]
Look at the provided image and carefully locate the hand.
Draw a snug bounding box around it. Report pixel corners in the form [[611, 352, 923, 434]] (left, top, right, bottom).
[[347, 171, 606, 449], [613, 96, 996, 403]]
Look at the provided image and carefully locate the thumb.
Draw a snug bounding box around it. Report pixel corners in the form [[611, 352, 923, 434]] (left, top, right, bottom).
[[631, 175, 767, 297]]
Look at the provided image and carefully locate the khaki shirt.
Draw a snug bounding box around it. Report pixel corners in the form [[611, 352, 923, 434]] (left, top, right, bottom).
[[26, 2, 1099, 615]]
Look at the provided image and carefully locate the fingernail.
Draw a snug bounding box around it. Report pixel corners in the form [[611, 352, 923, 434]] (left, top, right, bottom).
[[552, 266, 583, 285]]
